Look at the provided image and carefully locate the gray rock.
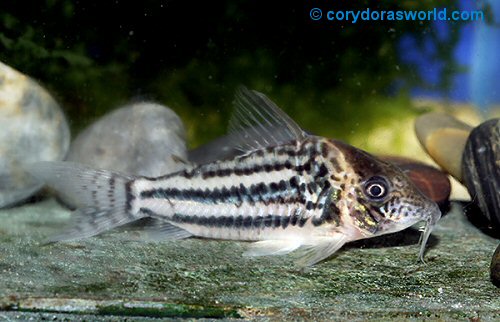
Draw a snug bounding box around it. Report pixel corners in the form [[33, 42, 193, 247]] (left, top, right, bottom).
[[67, 102, 187, 177], [0, 61, 70, 208]]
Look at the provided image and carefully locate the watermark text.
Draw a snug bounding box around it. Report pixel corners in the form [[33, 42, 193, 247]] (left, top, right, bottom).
[[310, 8, 484, 23]]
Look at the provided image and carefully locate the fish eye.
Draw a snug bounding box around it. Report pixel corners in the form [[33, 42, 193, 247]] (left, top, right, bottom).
[[363, 176, 389, 201]]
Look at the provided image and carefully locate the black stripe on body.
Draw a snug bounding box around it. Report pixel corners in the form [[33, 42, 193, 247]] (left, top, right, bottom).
[[136, 139, 344, 230], [125, 181, 135, 213], [140, 179, 327, 212], [138, 207, 311, 230], [140, 156, 331, 205], [148, 139, 324, 182], [197, 158, 313, 180], [140, 179, 295, 206], [139, 158, 339, 227], [312, 201, 341, 226]]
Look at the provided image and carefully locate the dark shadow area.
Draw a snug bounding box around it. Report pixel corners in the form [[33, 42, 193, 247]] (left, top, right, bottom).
[[344, 227, 439, 251], [0, 191, 47, 210], [460, 200, 500, 239], [438, 202, 452, 217]]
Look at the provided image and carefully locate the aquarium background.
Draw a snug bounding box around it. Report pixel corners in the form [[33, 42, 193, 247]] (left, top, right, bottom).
[[1, 2, 500, 318], [0, 0, 495, 150]]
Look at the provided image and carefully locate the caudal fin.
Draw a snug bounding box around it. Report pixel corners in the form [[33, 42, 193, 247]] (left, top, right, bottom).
[[27, 161, 141, 241]]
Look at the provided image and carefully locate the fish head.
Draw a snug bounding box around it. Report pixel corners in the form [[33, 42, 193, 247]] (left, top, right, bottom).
[[332, 140, 441, 260]]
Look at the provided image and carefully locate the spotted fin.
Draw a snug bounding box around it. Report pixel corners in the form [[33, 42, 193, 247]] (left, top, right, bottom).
[[228, 86, 307, 152], [26, 161, 134, 208], [49, 206, 139, 242], [27, 161, 142, 241], [293, 235, 348, 267], [243, 240, 302, 257]]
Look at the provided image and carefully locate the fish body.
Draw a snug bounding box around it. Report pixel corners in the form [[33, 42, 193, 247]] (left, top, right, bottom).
[[29, 87, 441, 266]]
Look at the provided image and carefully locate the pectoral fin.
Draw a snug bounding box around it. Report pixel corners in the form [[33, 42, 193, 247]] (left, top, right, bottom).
[[243, 234, 348, 267], [48, 206, 142, 243], [243, 240, 302, 257], [293, 234, 349, 267]]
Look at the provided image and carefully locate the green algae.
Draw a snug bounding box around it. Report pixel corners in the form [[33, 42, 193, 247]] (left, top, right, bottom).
[[2, 297, 240, 320], [97, 302, 240, 319], [0, 200, 498, 320]]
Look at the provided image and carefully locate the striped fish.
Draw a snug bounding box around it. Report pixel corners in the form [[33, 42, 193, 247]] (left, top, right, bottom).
[[28, 87, 441, 266]]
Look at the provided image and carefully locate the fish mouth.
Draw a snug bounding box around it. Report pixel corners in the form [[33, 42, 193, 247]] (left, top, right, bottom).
[[418, 202, 442, 263]]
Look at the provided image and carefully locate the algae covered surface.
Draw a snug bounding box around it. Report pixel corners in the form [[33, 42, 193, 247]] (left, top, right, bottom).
[[0, 199, 498, 320]]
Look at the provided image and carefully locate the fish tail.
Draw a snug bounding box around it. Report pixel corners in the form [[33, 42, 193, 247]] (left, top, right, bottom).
[[27, 161, 139, 241]]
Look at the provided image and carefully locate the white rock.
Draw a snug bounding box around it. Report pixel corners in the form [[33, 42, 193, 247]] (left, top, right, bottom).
[[67, 102, 187, 177], [0, 61, 70, 207]]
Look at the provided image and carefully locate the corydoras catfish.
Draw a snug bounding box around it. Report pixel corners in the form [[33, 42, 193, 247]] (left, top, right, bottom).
[[28, 87, 441, 266]]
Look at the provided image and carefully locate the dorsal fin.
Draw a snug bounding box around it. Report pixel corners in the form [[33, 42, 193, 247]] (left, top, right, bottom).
[[228, 86, 307, 152]]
